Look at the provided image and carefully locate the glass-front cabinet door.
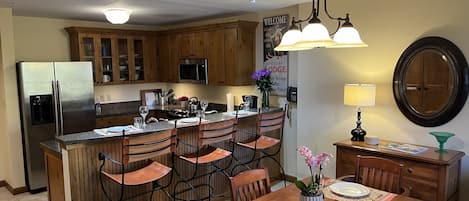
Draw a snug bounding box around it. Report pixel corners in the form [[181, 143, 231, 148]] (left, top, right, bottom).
[[79, 34, 99, 83], [100, 36, 114, 84], [131, 38, 145, 82], [117, 38, 130, 83]]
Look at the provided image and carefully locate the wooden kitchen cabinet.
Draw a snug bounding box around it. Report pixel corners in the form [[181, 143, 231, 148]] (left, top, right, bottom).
[[156, 34, 179, 83], [155, 21, 257, 85], [42, 145, 64, 201], [66, 27, 156, 85], [334, 139, 465, 201], [206, 30, 226, 85]]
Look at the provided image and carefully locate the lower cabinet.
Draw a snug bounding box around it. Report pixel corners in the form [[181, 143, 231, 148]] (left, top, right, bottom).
[[43, 148, 65, 201], [334, 140, 464, 201]]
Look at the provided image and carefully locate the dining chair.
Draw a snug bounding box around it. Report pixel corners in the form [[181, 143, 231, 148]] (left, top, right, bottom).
[[231, 109, 286, 186], [229, 168, 271, 201], [98, 128, 177, 201], [173, 118, 237, 201], [338, 155, 409, 195]]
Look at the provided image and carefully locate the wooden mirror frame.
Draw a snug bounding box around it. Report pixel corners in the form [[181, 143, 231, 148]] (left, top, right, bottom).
[[393, 36, 469, 127]]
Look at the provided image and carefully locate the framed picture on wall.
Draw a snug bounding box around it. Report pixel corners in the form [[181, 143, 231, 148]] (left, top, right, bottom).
[[263, 14, 289, 97]]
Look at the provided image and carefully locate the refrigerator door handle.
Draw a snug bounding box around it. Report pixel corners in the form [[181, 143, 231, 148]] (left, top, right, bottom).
[[52, 80, 60, 137], [57, 81, 64, 136]]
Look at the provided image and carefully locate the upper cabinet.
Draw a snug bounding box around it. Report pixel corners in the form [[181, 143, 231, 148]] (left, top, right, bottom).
[[66, 21, 257, 86], [156, 21, 258, 86], [66, 27, 157, 85]]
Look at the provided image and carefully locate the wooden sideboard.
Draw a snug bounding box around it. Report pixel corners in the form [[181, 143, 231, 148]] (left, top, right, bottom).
[[334, 140, 465, 201]]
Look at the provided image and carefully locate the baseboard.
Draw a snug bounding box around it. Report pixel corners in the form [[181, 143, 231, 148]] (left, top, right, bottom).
[[0, 180, 6, 188], [5, 181, 28, 195], [272, 174, 297, 183]]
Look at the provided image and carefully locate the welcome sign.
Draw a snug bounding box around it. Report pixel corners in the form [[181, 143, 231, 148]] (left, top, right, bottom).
[[263, 14, 289, 96]]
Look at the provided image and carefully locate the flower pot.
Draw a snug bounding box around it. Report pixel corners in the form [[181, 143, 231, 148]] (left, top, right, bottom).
[[299, 193, 323, 201]]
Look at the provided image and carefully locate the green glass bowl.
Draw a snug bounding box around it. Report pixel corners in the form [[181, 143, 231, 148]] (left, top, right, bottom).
[[429, 132, 455, 153]]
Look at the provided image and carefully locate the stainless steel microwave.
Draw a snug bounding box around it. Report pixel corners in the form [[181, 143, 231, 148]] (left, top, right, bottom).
[[179, 58, 208, 84]]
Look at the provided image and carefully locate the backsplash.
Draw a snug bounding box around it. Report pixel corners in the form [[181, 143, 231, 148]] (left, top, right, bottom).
[[94, 82, 265, 106]]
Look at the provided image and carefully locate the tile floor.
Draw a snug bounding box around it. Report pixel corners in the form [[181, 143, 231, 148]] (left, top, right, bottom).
[[0, 181, 290, 201], [0, 188, 47, 201]]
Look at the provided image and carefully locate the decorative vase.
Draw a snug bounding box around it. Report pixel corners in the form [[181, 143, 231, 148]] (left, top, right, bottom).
[[429, 132, 455, 153], [262, 90, 270, 108], [299, 193, 323, 201]]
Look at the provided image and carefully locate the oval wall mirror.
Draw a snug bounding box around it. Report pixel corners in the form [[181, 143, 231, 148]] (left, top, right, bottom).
[[393, 36, 469, 127]]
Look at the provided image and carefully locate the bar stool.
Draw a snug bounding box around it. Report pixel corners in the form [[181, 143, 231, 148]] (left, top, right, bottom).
[[231, 109, 286, 186], [173, 118, 237, 201], [98, 128, 176, 201]]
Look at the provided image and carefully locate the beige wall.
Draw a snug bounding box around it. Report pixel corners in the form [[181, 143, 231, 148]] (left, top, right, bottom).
[[0, 8, 24, 187], [0, 13, 7, 181], [296, 0, 469, 198]]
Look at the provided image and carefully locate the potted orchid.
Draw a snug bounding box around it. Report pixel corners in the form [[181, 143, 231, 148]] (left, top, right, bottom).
[[296, 146, 333, 201], [251, 68, 273, 107]]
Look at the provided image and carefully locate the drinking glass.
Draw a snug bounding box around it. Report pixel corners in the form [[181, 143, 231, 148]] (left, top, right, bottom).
[[200, 100, 208, 118], [133, 117, 143, 129], [139, 106, 149, 127]]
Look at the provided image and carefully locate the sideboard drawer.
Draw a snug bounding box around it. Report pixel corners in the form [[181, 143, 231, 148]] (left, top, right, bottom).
[[401, 160, 439, 181]]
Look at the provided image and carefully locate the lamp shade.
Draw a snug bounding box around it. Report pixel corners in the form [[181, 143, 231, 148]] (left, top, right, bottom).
[[274, 29, 313, 51], [344, 84, 376, 106], [296, 22, 336, 48], [104, 8, 130, 24], [331, 26, 368, 48]]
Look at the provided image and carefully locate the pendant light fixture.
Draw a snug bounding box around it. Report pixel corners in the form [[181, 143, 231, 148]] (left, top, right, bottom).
[[274, 0, 367, 51]]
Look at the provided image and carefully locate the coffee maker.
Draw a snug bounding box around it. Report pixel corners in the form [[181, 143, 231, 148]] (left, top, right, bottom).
[[242, 95, 258, 109]]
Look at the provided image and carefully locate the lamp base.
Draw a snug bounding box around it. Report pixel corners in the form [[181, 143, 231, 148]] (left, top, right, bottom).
[[351, 127, 366, 141]]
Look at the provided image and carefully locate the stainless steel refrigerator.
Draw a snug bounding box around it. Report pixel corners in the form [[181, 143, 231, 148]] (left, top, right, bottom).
[[17, 61, 96, 191]]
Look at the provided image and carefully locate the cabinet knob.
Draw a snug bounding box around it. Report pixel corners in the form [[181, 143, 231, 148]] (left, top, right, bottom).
[[407, 168, 413, 174]]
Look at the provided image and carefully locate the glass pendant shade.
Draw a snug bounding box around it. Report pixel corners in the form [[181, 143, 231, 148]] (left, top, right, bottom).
[[104, 8, 130, 24], [331, 26, 367, 48], [296, 22, 336, 48], [274, 29, 312, 51]]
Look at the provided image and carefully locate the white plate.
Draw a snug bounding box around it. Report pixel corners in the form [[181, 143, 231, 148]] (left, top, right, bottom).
[[107, 126, 132, 133], [180, 117, 201, 123], [329, 182, 370, 198]]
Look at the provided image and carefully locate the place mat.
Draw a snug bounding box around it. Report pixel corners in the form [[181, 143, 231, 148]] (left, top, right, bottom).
[[323, 183, 397, 201], [94, 125, 143, 136]]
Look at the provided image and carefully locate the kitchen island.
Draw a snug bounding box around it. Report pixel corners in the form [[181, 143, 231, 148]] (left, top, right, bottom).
[[41, 108, 283, 201]]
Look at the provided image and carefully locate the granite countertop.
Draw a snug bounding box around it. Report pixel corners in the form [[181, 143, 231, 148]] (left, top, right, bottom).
[[57, 107, 282, 146], [40, 140, 62, 155]]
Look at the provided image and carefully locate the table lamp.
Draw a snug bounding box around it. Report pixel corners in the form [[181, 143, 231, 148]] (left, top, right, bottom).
[[344, 84, 376, 141]]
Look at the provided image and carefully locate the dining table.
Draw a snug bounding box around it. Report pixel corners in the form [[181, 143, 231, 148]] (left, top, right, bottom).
[[253, 179, 421, 201]]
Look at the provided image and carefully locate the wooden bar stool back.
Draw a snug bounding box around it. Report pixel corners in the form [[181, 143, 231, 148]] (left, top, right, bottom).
[[174, 118, 237, 200], [232, 109, 286, 185], [229, 168, 271, 201], [98, 128, 176, 201]]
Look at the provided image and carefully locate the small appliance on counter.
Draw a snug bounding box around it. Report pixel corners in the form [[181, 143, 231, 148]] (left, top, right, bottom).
[[242, 95, 258, 109]]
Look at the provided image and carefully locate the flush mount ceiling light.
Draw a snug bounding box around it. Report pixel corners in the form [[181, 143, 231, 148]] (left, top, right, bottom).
[[104, 8, 130, 24], [274, 0, 367, 51]]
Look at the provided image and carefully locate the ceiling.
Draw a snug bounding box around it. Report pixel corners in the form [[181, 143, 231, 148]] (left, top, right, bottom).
[[0, 0, 310, 25]]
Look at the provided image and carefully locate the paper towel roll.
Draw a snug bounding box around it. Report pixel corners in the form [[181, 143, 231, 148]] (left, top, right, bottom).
[[227, 93, 234, 112]]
